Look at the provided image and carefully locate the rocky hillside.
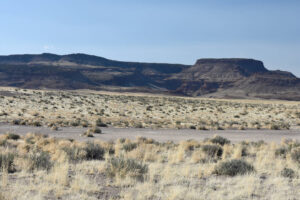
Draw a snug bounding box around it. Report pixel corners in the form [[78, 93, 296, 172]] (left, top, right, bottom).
[[0, 53, 299, 100]]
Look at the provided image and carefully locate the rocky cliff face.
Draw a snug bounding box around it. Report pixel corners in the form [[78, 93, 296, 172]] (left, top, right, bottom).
[[0, 53, 299, 100], [171, 58, 300, 99]]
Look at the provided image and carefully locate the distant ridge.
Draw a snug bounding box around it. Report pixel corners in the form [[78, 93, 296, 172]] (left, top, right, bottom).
[[0, 53, 299, 100]]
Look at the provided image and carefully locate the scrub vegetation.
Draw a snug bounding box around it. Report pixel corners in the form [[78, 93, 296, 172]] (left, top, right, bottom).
[[0, 133, 299, 199], [0, 87, 299, 131]]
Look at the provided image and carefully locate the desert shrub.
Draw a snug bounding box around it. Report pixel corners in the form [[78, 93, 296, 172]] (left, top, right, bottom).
[[118, 138, 126, 144], [202, 145, 223, 158], [270, 124, 280, 130], [62, 146, 86, 162], [280, 123, 291, 130], [27, 151, 52, 171], [96, 118, 107, 127], [5, 133, 20, 140], [0, 193, 7, 200], [70, 120, 80, 127], [63, 142, 105, 162], [0, 139, 7, 147], [198, 126, 208, 130], [25, 136, 35, 144], [137, 137, 157, 145], [291, 148, 300, 164], [91, 126, 102, 134], [240, 146, 248, 157], [51, 126, 59, 131], [286, 141, 300, 151], [106, 157, 148, 181], [270, 123, 290, 130], [32, 121, 42, 127], [82, 129, 94, 137], [122, 143, 137, 152], [275, 147, 288, 158], [12, 119, 21, 125], [0, 153, 16, 173], [281, 168, 296, 179], [134, 123, 144, 128], [210, 136, 230, 146], [250, 140, 265, 147], [189, 125, 196, 130], [81, 120, 89, 127], [84, 142, 105, 160], [214, 159, 254, 176]]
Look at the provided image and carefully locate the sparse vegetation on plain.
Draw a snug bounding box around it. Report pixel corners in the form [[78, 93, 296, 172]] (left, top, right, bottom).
[[0, 87, 300, 131]]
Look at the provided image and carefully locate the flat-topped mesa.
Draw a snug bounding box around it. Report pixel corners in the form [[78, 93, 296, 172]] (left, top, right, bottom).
[[195, 58, 268, 76]]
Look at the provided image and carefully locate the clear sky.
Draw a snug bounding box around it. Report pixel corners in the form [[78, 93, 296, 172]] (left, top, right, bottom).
[[0, 0, 299, 76]]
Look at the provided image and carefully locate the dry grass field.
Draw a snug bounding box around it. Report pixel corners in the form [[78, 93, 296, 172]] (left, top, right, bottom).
[[0, 87, 300, 131], [0, 87, 300, 199], [0, 133, 299, 199]]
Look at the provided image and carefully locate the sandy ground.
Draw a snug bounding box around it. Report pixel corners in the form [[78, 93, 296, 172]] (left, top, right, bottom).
[[0, 123, 300, 143]]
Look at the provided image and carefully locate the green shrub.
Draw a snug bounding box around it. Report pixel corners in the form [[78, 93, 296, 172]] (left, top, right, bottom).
[[27, 151, 52, 171], [202, 144, 223, 158], [106, 157, 148, 181], [0, 153, 16, 173], [210, 136, 230, 146], [281, 168, 296, 179], [214, 159, 254, 176]]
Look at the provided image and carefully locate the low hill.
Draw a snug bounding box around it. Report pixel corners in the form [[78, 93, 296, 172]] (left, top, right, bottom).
[[0, 53, 299, 100]]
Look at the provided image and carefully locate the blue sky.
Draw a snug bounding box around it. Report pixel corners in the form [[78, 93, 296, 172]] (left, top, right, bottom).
[[0, 0, 299, 76]]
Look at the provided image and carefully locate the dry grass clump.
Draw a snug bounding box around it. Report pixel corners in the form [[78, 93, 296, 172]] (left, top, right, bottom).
[[105, 156, 148, 181], [81, 127, 102, 137], [281, 167, 296, 178], [26, 150, 53, 172], [0, 153, 16, 173], [202, 144, 223, 158], [0, 133, 299, 199], [81, 129, 94, 137], [90, 126, 102, 134]]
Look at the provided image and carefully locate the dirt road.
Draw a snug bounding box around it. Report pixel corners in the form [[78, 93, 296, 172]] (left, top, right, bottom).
[[0, 124, 300, 143]]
